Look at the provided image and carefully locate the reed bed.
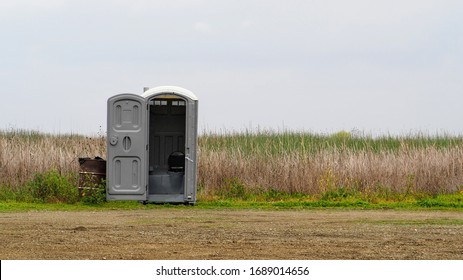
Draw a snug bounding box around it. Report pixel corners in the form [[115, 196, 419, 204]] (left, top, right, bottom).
[[1, 129, 463, 198], [0, 130, 105, 189], [198, 131, 463, 197]]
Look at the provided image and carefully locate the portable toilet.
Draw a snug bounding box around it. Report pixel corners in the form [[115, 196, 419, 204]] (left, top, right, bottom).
[[106, 86, 198, 205]]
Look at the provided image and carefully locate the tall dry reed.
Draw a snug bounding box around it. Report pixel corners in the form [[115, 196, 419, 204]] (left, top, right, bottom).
[[2, 130, 463, 197], [0, 130, 105, 189], [198, 132, 463, 196]]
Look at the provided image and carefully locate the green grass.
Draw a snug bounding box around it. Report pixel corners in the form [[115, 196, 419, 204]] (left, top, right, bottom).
[[1, 192, 462, 212], [198, 191, 463, 210], [200, 130, 463, 155], [0, 128, 89, 142]]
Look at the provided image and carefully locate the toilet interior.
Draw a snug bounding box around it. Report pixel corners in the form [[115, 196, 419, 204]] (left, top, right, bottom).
[[148, 96, 186, 194]]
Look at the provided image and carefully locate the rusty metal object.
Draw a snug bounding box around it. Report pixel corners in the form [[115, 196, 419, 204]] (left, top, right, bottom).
[[78, 157, 106, 197]]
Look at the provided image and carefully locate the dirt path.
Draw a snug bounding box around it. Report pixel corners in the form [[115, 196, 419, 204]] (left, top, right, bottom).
[[1, 209, 462, 259]]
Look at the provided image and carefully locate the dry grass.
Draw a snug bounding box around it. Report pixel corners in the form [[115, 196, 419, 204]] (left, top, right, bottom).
[[1, 129, 463, 198], [0, 130, 105, 189], [198, 131, 463, 197]]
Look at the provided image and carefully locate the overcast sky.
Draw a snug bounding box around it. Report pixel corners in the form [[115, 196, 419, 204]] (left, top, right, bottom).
[[1, 0, 462, 136]]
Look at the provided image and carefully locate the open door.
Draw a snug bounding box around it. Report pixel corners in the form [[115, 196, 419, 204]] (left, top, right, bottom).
[[107, 94, 148, 201]]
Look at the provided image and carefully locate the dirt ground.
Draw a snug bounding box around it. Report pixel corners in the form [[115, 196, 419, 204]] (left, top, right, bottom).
[[0, 208, 462, 259]]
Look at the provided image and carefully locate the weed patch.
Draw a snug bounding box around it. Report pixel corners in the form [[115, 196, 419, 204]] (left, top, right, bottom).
[[26, 170, 79, 203]]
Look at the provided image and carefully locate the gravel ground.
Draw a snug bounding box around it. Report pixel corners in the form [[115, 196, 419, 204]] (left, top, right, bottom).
[[1, 208, 462, 259]]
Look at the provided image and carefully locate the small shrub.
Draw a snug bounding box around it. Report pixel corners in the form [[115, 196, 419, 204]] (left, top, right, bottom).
[[320, 186, 361, 201], [27, 170, 79, 203], [219, 178, 248, 199], [0, 186, 19, 201], [80, 179, 106, 205], [264, 188, 286, 200]]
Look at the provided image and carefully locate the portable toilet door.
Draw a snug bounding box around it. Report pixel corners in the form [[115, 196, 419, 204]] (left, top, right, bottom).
[[142, 86, 198, 205], [106, 93, 148, 201]]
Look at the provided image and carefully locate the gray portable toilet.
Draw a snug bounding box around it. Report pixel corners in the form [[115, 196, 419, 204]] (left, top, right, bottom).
[[106, 86, 198, 204]]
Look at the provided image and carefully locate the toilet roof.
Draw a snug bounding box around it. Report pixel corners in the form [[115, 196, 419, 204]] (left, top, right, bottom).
[[141, 86, 198, 101]]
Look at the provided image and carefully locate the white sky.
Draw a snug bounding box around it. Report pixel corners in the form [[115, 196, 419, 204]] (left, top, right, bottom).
[[1, 0, 462, 136]]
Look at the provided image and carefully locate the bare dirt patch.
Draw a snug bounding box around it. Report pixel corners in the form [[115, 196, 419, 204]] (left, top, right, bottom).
[[1, 209, 462, 259]]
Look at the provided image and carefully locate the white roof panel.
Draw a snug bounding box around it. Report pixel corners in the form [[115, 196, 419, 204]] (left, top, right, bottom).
[[141, 86, 198, 101]]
